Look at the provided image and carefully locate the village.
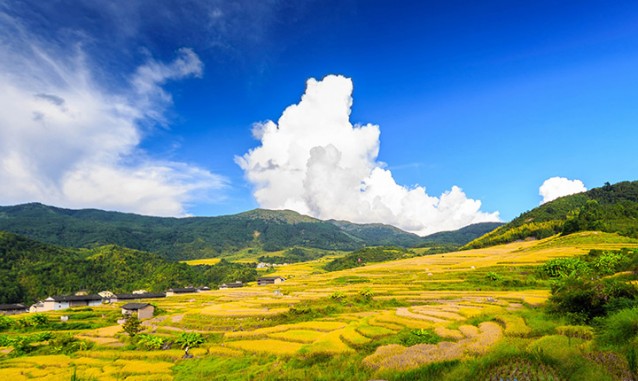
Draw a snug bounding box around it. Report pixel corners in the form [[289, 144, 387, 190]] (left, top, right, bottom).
[[0, 276, 286, 317]]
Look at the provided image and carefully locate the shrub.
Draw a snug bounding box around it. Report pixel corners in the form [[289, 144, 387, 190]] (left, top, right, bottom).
[[330, 291, 347, 302], [3, 331, 52, 355], [176, 332, 205, 349], [48, 333, 93, 354], [398, 328, 440, 346], [137, 334, 166, 350], [357, 288, 375, 302], [596, 307, 638, 347], [548, 277, 638, 323], [0, 316, 12, 331], [540, 258, 590, 278], [14, 313, 49, 330]]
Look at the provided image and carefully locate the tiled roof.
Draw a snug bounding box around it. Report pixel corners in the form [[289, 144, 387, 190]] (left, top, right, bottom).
[[0, 303, 26, 311], [49, 295, 102, 302], [121, 303, 152, 310]]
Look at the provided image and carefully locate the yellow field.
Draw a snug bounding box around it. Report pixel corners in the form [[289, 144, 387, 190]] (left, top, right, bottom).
[[1, 231, 637, 379]]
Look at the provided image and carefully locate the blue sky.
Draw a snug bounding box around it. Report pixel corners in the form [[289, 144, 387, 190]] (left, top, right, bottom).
[[1, 1, 637, 234]]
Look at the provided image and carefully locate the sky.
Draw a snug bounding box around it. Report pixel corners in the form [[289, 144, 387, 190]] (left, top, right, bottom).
[[1, 0, 637, 235]]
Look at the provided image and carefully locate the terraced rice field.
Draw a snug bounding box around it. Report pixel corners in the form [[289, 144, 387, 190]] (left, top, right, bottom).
[[1, 232, 637, 380]]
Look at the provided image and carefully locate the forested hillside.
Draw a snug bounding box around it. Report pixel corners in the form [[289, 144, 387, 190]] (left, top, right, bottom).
[[0, 204, 500, 260], [0, 204, 361, 259], [464, 181, 638, 249], [0, 231, 257, 305], [418, 222, 504, 246]]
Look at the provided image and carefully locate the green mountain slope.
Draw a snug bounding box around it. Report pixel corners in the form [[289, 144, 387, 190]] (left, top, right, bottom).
[[419, 222, 504, 246], [464, 181, 638, 249], [328, 220, 424, 247], [0, 231, 257, 304], [0, 204, 500, 260], [0, 204, 361, 259]]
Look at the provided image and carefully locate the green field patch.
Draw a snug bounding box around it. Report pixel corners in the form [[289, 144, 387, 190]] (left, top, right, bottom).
[[288, 321, 347, 332], [225, 339, 304, 355], [333, 276, 371, 284], [269, 329, 325, 343], [340, 323, 373, 346], [356, 324, 397, 339]]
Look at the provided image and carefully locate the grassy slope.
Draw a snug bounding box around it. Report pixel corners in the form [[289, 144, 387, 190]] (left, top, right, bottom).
[[464, 180, 638, 249], [3, 232, 638, 380]]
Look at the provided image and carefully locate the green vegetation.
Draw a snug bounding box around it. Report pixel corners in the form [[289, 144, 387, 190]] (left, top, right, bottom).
[[0, 231, 257, 304], [0, 204, 361, 259], [122, 314, 142, 337], [1, 183, 638, 380], [258, 247, 326, 264], [418, 222, 504, 246], [543, 249, 638, 323], [464, 180, 638, 249], [324, 246, 413, 271], [329, 220, 424, 247], [0, 203, 503, 261], [175, 332, 205, 349]]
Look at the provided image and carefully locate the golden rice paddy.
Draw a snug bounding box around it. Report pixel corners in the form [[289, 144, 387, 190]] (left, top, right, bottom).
[[2, 232, 635, 379]]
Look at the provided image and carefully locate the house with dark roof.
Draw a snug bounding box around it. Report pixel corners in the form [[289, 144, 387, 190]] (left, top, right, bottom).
[[121, 303, 155, 320], [111, 293, 166, 302], [40, 295, 103, 311], [0, 303, 27, 315], [219, 281, 244, 290], [257, 276, 286, 286], [166, 287, 198, 296]]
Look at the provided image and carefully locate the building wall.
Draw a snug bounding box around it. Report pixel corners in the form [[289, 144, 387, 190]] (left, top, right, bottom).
[[138, 306, 155, 320]]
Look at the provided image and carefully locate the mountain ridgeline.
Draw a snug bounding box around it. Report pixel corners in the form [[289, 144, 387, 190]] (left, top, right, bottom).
[[464, 181, 638, 249], [0, 204, 501, 260]]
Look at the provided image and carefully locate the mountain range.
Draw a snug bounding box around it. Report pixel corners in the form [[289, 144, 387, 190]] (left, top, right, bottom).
[[0, 203, 502, 260]]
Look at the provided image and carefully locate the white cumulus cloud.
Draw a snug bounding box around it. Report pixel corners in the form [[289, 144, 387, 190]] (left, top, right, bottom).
[[539, 177, 587, 204], [236, 75, 500, 235], [0, 12, 226, 216]]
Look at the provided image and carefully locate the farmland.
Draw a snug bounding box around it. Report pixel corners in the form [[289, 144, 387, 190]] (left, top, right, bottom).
[[1, 231, 638, 380]]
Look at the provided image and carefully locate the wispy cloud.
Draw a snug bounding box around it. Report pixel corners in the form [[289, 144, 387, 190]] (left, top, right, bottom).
[[0, 7, 226, 216], [539, 177, 587, 204], [237, 75, 500, 235]]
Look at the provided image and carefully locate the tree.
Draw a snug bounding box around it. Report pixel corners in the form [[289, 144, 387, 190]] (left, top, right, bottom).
[[122, 314, 142, 337]]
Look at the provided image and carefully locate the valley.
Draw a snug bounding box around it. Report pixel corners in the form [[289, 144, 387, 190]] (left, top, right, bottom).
[[1, 231, 637, 380]]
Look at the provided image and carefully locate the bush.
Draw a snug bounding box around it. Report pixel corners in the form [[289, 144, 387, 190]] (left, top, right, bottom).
[[357, 288, 375, 302], [398, 328, 441, 346], [176, 332, 205, 349], [48, 333, 92, 354], [137, 334, 166, 350], [548, 277, 638, 323], [0, 316, 13, 331], [3, 332, 52, 355], [540, 258, 590, 278], [14, 313, 49, 330], [330, 291, 347, 302], [596, 307, 638, 348]]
